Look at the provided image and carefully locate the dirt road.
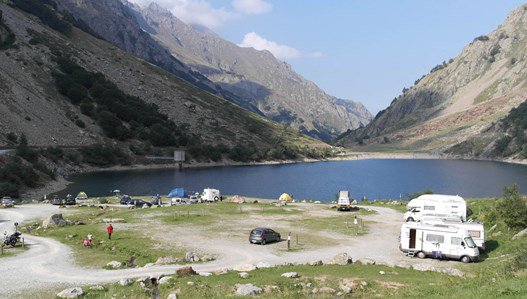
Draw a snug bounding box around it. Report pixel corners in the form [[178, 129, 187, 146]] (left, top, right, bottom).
[[0, 204, 460, 298]]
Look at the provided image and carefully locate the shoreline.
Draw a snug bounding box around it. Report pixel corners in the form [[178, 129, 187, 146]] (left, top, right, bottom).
[[21, 151, 527, 199]]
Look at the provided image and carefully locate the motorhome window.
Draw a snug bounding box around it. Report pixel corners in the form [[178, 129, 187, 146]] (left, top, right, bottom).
[[424, 206, 435, 210], [468, 230, 481, 238], [451, 237, 463, 246], [426, 234, 444, 243], [452, 206, 458, 208], [464, 237, 477, 248]]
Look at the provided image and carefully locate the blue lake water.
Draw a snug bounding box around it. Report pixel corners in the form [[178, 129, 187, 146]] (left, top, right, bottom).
[[57, 159, 527, 201]]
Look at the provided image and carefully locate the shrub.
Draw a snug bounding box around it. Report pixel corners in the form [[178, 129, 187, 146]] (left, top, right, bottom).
[[6, 132, 17, 144], [98, 198, 109, 204], [80, 102, 94, 116], [75, 119, 86, 128], [42, 146, 64, 162], [10, 0, 72, 35], [79, 144, 130, 167], [496, 184, 527, 230], [15, 134, 38, 162], [228, 144, 258, 162]]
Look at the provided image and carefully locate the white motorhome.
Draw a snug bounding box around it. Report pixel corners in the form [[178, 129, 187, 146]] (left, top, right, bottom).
[[404, 194, 466, 222], [400, 222, 479, 263], [420, 216, 486, 250], [202, 188, 221, 202], [337, 190, 351, 211]]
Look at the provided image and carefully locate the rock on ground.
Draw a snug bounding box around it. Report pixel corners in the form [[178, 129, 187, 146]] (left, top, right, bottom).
[[234, 284, 262, 296], [106, 261, 122, 269], [331, 253, 352, 265], [234, 264, 257, 272], [512, 227, 527, 240], [355, 258, 375, 265], [309, 260, 323, 266], [281, 272, 299, 278], [317, 287, 336, 294], [89, 285, 105, 291], [119, 278, 133, 286], [57, 287, 83, 298], [239, 272, 249, 279], [185, 252, 200, 262], [176, 266, 197, 276], [256, 261, 271, 268], [42, 214, 66, 228], [199, 272, 212, 277], [156, 256, 176, 265], [159, 276, 173, 285], [167, 293, 178, 299]]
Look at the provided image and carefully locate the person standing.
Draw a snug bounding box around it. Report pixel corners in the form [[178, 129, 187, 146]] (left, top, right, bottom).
[[107, 223, 113, 240]]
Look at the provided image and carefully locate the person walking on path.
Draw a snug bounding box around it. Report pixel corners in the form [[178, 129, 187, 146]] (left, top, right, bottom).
[[107, 224, 113, 240]]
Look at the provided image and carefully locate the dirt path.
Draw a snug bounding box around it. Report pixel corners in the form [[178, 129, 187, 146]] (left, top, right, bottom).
[[0, 204, 461, 298]]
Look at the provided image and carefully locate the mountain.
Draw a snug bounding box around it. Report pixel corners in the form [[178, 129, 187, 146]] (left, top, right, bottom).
[[0, 1, 327, 154], [338, 3, 527, 159], [122, 1, 372, 141]]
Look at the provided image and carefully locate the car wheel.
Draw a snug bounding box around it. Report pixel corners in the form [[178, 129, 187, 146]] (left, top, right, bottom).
[[261, 239, 266, 245], [417, 251, 426, 259], [277, 235, 281, 242], [407, 217, 414, 222], [461, 256, 471, 263]]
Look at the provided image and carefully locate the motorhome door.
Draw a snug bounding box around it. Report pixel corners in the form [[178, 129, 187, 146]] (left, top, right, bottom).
[[409, 229, 416, 249]]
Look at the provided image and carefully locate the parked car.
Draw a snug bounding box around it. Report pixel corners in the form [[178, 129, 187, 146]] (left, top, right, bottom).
[[1, 196, 14, 208], [129, 199, 152, 208], [120, 195, 132, 205], [171, 197, 186, 205], [52, 195, 63, 205], [65, 194, 76, 205], [249, 228, 281, 245]]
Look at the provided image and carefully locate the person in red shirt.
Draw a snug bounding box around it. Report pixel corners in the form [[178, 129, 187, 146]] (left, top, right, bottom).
[[107, 224, 114, 240]]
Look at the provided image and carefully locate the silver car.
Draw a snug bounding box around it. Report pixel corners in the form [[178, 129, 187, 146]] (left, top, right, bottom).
[[1, 196, 14, 207], [249, 228, 281, 245]]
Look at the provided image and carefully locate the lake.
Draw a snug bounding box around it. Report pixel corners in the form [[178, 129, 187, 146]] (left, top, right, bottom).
[[57, 159, 527, 201]]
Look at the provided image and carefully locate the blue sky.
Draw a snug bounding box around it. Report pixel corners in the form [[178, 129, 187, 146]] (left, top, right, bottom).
[[135, 0, 526, 114]]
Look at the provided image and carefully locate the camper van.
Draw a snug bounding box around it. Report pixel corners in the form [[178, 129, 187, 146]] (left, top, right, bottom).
[[420, 216, 486, 250], [337, 190, 351, 211], [400, 222, 479, 263], [404, 194, 466, 222], [202, 188, 221, 202]]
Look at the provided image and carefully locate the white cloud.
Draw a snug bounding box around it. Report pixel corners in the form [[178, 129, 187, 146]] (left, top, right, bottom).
[[132, 0, 239, 29], [131, 0, 271, 29], [231, 0, 272, 15], [238, 32, 325, 60]]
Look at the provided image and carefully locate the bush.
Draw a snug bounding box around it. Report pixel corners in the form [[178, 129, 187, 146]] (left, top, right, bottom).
[[75, 119, 86, 128], [496, 184, 527, 230], [80, 102, 94, 116], [15, 134, 38, 162], [10, 0, 72, 35], [79, 144, 130, 167], [42, 146, 64, 162], [6, 132, 17, 144], [228, 144, 258, 162], [98, 198, 109, 204]]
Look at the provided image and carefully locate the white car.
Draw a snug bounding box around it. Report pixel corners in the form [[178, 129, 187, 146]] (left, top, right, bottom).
[[171, 197, 186, 205]]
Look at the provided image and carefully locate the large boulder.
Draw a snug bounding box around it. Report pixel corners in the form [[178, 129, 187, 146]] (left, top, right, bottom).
[[281, 272, 299, 278], [512, 227, 527, 240], [119, 278, 133, 286], [176, 266, 197, 277], [42, 214, 66, 228], [331, 253, 352, 265], [256, 261, 271, 269], [234, 284, 262, 296], [57, 287, 83, 298]]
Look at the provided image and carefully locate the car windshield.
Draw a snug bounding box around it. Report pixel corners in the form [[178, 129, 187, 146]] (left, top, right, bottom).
[[251, 229, 263, 234], [464, 237, 477, 248]]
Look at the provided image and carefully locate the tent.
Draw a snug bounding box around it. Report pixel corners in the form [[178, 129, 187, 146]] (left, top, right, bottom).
[[279, 193, 292, 202], [76, 192, 88, 200], [167, 188, 186, 198]]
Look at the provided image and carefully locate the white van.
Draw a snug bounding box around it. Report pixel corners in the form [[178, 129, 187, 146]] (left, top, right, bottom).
[[337, 190, 351, 211], [404, 194, 466, 222], [400, 222, 479, 263], [202, 188, 221, 202], [420, 216, 485, 250]]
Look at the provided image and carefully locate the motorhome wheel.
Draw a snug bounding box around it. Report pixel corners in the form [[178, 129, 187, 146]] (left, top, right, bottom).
[[461, 256, 471, 263], [417, 252, 426, 259]]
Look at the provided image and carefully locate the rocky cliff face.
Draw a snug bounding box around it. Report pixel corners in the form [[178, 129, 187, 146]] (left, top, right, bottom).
[[125, 1, 372, 141], [0, 2, 326, 151], [338, 3, 527, 158]]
